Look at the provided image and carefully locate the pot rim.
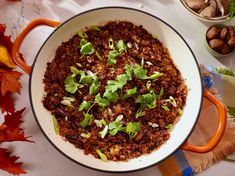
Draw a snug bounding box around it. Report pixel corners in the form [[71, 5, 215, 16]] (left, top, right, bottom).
[[29, 6, 203, 173]]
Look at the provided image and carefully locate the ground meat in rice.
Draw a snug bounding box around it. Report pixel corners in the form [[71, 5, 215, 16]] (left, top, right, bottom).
[[42, 21, 188, 161]]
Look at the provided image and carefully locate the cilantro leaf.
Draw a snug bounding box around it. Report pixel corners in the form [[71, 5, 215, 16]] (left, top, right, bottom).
[[96, 149, 108, 162], [108, 115, 125, 136], [135, 108, 145, 118], [95, 93, 109, 108], [136, 92, 157, 109], [126, 122, 140, 139], [123, 87, 137, 99], [70, 66, 81, 75], [107, 50, 119, 64], [103, 91, 119, 103], [78, 101, 92, 111], [89, 81, 99, 95], [80, 38, 88, 46], [64, 75, 80, 94], [80, 42, 95, 55], [80, 112, 93, 128], [116, 40, 126, 53], [99, 125, 108, 138], [79, 71, 93, 84], [133, 65, 147, 79]]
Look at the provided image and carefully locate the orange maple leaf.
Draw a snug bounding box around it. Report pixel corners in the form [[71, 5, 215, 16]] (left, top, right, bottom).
[[0, 148, 26, 175], [0, 68, 22, 96], [0, 92, 14, 113]]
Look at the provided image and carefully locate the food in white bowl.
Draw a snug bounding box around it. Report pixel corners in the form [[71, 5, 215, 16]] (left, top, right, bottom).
[[180, 0, 235, 22], [42, 21, 188, 161], [206, 24, 235, 56]]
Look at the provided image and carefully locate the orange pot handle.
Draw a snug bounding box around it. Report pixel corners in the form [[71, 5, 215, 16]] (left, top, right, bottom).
[[181, 89, 227, 153], [12, 18, 61, 74]]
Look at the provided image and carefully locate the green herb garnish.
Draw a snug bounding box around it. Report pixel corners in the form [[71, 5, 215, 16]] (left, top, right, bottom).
[[229, 0, 235, 18], [80, 132, 91, 138], [147, 72, 163, 80], [78, 101, 92, 111], [90, 25, 101, 31], [165, 123, 173, 129], [80, 42, 95, 55], [123, 87, 137, 99], [107, 50, 119, 64], [95, 51, 103, 61], [215, 68, 235, 77], [108, 115, 125, 136], [99, 125, 109, 138], [80, 112, 93, 128], [108, 38, 114, 49], [161, 105, 170, 111], [70, 66, 81, 75], [126, 122, 140, 139], [95, 93, 110, 108], [135, 108, 145, 118], [77, 31, 88, 38], [96, 149, 108, 162], [94, 119, 107, 128], [136, 91, 157, 109], [89, 81, 100, 95], [116, 40, 126, 53], [52, 116, 59, 135], [64, 75, 80, 94], [103, 91, 119, 103]]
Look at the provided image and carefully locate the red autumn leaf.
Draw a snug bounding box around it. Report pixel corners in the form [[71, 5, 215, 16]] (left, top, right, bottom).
[[0, 92, 14, 113], [0, 108, 32, 142], [0, 68, 22, 96], [0, 148, 26, 175], [0, 24, 13, 54]]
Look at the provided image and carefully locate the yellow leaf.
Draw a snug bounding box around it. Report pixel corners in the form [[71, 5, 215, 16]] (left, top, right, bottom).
[[0, 45, 16, 68]]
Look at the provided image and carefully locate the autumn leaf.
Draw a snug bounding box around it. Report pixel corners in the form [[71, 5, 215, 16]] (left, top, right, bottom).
[[0, 148, 26, 175], [0, 108, 32, 142], [0, 24, 13, 55], [0, 92, 14, 113], [0, 68, 22, 96]]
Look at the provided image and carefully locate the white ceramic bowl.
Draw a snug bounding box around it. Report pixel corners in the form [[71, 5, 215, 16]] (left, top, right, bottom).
[[12, 7, 227, 173], [180, 0, 230, 24]]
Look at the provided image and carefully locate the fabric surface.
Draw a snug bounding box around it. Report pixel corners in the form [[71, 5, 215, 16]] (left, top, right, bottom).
[[158, 65, 235, 176]]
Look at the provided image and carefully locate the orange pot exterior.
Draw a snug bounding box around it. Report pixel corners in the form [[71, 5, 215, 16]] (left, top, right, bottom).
[[12, 18, 61, 74], [181, 90, 227, 153]]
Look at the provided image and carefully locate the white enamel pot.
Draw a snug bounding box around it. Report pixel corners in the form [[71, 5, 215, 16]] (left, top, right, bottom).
[[12, 7, 227, 173]]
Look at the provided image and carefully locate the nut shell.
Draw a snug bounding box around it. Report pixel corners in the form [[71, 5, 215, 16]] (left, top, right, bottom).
[[220, 28, 228, 40]]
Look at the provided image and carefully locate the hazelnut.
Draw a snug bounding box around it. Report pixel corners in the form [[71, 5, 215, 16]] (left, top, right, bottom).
[[228, 37, 235, 48], [206, 26, 221, 40], [220, 43, 232, 54], [220, 28, 228, 40], [209, 39, 224, 51]]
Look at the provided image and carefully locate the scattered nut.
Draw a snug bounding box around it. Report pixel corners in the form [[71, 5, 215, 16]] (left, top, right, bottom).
[[209, 39, 224, 51]]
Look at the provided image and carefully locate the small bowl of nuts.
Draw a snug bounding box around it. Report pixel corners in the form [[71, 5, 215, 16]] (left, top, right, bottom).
[[205, 24, 235, 57]]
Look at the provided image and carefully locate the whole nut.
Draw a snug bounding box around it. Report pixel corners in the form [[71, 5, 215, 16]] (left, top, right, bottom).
[[220, 28, 228, 40], [228, 37, 235, 48], [220, 43, 232, 54], [209, 39, 225, 51], [227, 26, 235, 36], [206, 26, 221, 40]]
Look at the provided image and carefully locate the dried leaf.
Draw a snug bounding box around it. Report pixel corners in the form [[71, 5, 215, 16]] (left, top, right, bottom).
[[0, 108, 32, 142], [0, 148, 26, 175], [0, 92, 14, 113], [0, 68, 22, 96], [0, 45, 16, 68], [0, 24, 13, 55]]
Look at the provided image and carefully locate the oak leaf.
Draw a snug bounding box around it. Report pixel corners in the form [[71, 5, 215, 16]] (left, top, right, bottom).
[[0, 148, 26, 175]]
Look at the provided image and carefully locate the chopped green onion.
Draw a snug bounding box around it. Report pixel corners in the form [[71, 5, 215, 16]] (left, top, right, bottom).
[[126, 122, 141, 139], [52, 116, 59, 135], [141, 58, 144, 68], [152, 34, 157, 39], [80, 112, 93, 128], [77, 31, 88, 38], [61, 99, 72, 106], [99, 125, 108, 138], [80, 132, 91, 138], [63, 96, 75, 102], [168, 96, 177, 107], [90, 25, 101, 31], [76, 63, 83, 67], [161, 105, 170, 111], [146, 61, 153, 66], [80, 42, 95, 55], [96, 149, 108, 162], [95, 51, 103, 61], [148, 122, 159, 128], [146, 81, 151, 89], [147, 71, 163, 80], [108, 38, 114, 49], [178, 108, 183, 116], [135, 108, 145, 118], [165, 124, 173, 129], [94, 119, 106, 128]]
